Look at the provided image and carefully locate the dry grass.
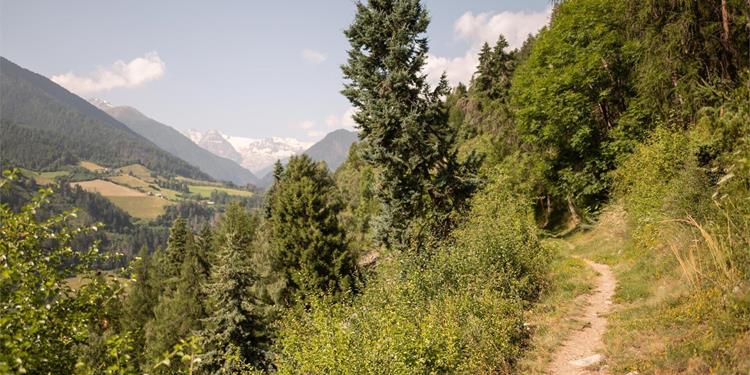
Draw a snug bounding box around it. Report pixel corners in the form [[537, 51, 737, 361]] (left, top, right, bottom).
[[667, 216, 741, 289], [78, 160, 107, 172], [73, 179, 145, 197]]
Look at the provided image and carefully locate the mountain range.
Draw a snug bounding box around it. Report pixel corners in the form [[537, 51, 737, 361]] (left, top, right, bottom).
[[183, 128, 359, 182], [183, 130, 313, 174], [0, 56, 358, 189], [0, 57, 208, 180], [89, 99, 259, 186]]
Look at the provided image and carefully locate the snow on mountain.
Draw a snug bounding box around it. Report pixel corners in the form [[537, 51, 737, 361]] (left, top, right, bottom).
[[183, 129, 313, 174], [182, 129, 204, 145], [88, 97, 114, 109]]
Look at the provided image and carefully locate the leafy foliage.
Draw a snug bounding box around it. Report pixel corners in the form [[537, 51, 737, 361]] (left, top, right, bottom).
[[0, 170, 131, 373], [275, 170, 548, 373]]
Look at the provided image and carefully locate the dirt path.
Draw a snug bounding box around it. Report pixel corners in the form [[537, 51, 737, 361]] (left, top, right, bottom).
[[548, 258, 616, 374]]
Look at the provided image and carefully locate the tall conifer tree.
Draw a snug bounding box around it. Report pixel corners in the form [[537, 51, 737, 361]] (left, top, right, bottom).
[[342, 0, 479, 249], [123, 246, 158, 369], [267, 155, 356, 304], [143, 219, 208, 372], [200, 204, 268, 371]]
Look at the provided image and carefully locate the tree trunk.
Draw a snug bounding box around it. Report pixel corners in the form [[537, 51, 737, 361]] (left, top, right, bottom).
[[566, 195, 581, 228], [721, 0, 731, 46], [539, 195, 552, 228]]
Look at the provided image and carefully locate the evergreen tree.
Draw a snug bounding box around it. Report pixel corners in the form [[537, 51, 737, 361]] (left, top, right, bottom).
[[473, 42, 494, 93], [200, 205, 268, 371], [164, 218, 191, 280], [342, 0, 479, 249], [143, 219, 208, 371], [123, 246, 158, 368], [196, 224, 214, 275], [267, 155, 356, 304]]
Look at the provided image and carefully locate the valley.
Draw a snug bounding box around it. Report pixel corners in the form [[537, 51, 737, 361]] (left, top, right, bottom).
[[1, 0, 748, 374], [22, 160, 254, 220]]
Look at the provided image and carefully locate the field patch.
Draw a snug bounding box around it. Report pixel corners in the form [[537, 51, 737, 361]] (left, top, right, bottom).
[[107, 196, 171, 220], [73, 179, 145, 197], [188, 184, 253, 198], [19, 168, 70, 185], [78, 161, 107, 172], [117, 164, 154, 180], [37, 170, 70, 184], [176, 176, 222, 187], [108, 174, 152, 191]]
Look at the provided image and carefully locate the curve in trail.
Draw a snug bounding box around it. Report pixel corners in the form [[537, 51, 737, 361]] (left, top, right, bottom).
[[548, 258, 616, 375]]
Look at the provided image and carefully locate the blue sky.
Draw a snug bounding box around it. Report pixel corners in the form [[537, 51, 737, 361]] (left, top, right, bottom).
[[0, 0, 549, 141]]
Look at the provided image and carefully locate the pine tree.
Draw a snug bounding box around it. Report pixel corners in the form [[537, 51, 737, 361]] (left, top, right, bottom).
[[200, 206, 268, 371], [267, 155, 356, 304], [342, 0, 479, 249]]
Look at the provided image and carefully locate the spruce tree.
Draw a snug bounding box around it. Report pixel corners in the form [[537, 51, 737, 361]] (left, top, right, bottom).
[[267, 155, 356, 304], [200, 205, 267, 371], [164, 218, 191, 281], [123, 246, 158, 368], [342, 0, 479, 249], [473, 42, 494, 93], [143, 219, 208, 371]]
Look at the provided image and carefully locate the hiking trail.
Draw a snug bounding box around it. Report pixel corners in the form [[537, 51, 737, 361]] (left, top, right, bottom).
[[548, 257, 616, 374]]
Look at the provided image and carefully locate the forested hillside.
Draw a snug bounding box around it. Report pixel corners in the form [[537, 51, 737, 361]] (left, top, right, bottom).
[[0, 57, 208, 179], [1, 0, 748, 374]]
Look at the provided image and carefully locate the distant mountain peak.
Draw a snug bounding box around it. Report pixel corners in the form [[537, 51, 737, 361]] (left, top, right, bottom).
[[87, 97, 114, 109], [185, 129, 313, 174]]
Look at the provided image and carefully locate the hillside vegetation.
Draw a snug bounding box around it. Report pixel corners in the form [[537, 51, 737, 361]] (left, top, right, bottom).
[[0, 57, 208, 180], [1, 0, 748, 374]]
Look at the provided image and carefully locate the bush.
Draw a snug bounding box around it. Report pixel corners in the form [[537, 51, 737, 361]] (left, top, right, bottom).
[[274, 169, 549, 373]]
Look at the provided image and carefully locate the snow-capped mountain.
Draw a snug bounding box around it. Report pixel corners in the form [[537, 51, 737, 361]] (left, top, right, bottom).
[[184, 130, 313, 174], [195, 130, 244, 164], [88, 97, 114, 109]]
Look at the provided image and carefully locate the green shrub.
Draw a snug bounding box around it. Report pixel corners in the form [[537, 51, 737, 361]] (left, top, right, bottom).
[[274, 169, 548, 374]]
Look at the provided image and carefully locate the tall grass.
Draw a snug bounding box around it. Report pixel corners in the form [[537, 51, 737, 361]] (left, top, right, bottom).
[[668, 216, 743, 289]]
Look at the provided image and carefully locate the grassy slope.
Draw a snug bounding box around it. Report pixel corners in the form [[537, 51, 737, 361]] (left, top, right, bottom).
[[24, 162, 251, 219], [106, 196, 171, 220], [558, 205, 750, 374], [187, 184, 253, 198]]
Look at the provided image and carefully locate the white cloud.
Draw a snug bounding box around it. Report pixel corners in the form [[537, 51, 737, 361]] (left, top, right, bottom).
[[454, 9, 551, 51], [306, 130, 324, 138], [325, 107, 357, 129], [426, 8, 551, 86], [298, 120, 324, 138], [424, 51, 479, 88], [301, 49, 327, 64], [51, 52, 166, 95]]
